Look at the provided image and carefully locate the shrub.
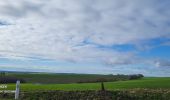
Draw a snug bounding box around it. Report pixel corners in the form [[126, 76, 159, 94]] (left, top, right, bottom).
[[0, 76, 26, 83]]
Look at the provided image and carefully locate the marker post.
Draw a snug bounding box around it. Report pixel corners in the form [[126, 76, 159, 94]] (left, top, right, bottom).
[[15, 80, 20, 100]]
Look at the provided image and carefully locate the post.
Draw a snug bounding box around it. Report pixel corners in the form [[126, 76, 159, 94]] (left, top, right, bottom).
[[15, 80, 20, 100], [101, 82, 105, 91]]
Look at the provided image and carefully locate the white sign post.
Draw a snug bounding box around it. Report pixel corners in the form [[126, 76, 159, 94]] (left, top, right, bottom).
[[15, 80, 20, 100]]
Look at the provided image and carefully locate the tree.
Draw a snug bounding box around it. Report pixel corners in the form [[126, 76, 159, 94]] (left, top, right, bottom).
[[0, 72, 6, 77]]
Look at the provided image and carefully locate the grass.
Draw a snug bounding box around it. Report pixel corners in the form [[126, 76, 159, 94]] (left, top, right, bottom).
[[4, 73, 118, 84], [1, 77, 170, 91]]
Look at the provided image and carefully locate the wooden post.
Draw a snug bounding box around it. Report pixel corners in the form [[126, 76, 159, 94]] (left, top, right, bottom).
[[101, 82, 105, 91], [15, 80, 20, 100]]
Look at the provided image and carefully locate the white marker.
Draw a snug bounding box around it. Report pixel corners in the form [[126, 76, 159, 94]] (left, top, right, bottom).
[[15, 80, 20, 100]]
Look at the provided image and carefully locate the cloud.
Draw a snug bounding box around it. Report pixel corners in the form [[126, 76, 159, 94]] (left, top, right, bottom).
[[0, 20, 11, 26], [0, 0, 44, 18], [0, 0, 170, 67], [154, 59, 170, 67], [162, 41, 170, 46]]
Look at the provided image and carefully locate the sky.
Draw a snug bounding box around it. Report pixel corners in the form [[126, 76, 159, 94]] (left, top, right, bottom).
[[0, 0, 170, 76]]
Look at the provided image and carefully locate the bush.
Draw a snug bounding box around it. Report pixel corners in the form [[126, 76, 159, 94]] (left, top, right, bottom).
[[128, 74, 144, 80], [0, 76, 26, 83], [1, 89, 170, 100]]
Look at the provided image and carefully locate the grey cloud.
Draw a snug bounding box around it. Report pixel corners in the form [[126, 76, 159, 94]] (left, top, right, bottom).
[[104, 57, 136, 66], [41, 7, 68, 19], [0, 1, 44, 17], [154, 59, 170, 67], [0, 20, 11, 26], [162, 41, 170, 46]]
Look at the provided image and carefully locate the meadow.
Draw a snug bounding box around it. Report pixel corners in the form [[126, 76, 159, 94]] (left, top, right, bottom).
[[2, 72, 120, 84], [1, 77, 170, 91]]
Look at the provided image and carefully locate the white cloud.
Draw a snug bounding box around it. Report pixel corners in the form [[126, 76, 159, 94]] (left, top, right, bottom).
[[0, 0, 170, 67]]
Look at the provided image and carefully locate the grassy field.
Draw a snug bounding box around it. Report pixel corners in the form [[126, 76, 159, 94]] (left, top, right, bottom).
[[3, 72, 123, 84], [1, 77, 170, 91]]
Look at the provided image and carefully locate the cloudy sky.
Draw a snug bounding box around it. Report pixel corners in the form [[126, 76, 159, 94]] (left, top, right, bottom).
[[0, 0, 170, 76]]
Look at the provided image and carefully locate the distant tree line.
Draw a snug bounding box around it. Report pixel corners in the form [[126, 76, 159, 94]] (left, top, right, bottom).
[[0, 76, 26, 83], [0, 72, 26, 83], [77, 74, 144, 83], [128, 74, 144, 80]]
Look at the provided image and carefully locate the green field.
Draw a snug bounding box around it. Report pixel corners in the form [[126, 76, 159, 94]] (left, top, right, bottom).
[[1, 77, 170, 91], [3, 72, 124, 84]]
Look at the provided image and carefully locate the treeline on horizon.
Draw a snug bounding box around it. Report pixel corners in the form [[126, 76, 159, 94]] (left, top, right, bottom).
[[0, 72, 144, 84]]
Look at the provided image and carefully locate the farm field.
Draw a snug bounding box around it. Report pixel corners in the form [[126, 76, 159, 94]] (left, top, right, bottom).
[[1, 73, 170, 99], [1, 77, 170, 91], [1, 74, 170, 100], [2, 72, 121, 84]]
